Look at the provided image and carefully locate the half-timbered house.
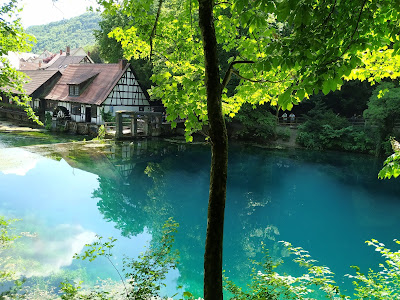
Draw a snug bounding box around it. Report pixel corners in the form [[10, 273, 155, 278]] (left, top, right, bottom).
[[0, 69, 61, 121], [44, 60, 152, 124]]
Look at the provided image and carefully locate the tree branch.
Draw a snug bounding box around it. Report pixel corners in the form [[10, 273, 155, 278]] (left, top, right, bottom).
[[322, 0, 337, 26], [341, 0, 367, 55], [231, 69, 290, 84], [214, 1, 232, 6], [321, 0, 367, 68], [221, 60, 254, 90], [149, 0, 164, 59]]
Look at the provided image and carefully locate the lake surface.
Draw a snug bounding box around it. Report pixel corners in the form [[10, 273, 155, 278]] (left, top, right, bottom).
[[0, 133, 399, 298]]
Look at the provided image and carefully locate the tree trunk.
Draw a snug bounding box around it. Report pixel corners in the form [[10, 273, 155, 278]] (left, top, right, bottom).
[[198, 0, 228, 299]]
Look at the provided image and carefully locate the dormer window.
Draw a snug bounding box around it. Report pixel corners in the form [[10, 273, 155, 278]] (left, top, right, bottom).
[[67, 71, 99, 98], [69, 85, 80, 96]]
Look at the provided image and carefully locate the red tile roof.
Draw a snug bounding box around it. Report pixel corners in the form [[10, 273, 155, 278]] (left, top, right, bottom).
[[19, 70, 60, 95], [46, 56, 89, 71], [45, 63, 132, 105]]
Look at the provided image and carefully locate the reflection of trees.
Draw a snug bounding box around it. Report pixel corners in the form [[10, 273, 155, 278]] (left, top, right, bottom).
[[68, 141, 400, 297], [34, 139, 400, 296], [89, 141, 296, 296], [93, 161, 174, 238]]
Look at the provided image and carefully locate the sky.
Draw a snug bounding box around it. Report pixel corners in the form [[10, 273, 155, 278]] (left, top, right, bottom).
[[14, 0, 99, 28]]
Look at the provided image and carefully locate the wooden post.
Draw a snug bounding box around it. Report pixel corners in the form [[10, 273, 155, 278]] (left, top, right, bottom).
[[115, 112, 123, 139], [148, 116, 153, 136], [131, 114, 138, 137], [143, 116, 149, 136]]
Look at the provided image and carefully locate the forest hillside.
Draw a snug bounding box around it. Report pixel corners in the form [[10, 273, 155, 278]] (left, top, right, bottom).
[[26, 12, 100, 54]]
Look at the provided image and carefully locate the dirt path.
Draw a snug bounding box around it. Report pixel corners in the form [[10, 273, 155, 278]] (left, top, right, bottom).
[[270, 126, 300, 149]]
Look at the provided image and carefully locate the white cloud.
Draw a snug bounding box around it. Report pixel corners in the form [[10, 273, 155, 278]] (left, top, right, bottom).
[[0, 148, 40, 176], [6, 223, 97, 278]]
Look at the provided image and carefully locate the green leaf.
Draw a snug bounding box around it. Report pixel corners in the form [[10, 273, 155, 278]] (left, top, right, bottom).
[[183, 291, 193, 298]]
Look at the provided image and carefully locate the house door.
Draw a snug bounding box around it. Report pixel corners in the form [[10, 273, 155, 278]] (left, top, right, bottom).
[[85, 106, 91, 123]]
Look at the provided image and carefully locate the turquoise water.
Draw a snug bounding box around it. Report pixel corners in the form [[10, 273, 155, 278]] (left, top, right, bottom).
[[0, 136, 399, 298], [0, 131, 88, 148]]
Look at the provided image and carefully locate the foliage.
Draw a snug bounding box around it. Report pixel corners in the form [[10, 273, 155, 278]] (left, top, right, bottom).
[[0, 217, 27, 298], [84, 44, 103, 63], [0, 0, 40, 124], [225, 242, 345, 300], [378, 138, 400, 179], [70, 218, 180, 299], [26, 12, 101, 54], [226, 238, 400, 300], [124, 218, 179, 299], [94, 10, 154, 91], [93, 125, 106, 141], [93, 9, 127, 63], [363, 82, 400, 155], [231, 103, 277, 141], [347, 239, 400, 300], [44, 112, 52, 130], [0, 217, 19, 280], [101, 0, 400, 141], [297, 102, 374, 153], [276, 127, 290, 142], [100, 108, 114, 123], [98, 0, 400, 298]]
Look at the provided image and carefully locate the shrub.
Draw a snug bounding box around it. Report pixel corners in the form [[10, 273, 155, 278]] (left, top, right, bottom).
[[232, 103, 277, 141], [44, 112, 53, 130], [296, 102, 375, 153], [276, 127, 291, 141]]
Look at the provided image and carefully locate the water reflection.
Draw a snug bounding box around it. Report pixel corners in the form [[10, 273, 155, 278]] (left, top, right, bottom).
[[5, 222, 96, 278], [0, 139, 399, 297]]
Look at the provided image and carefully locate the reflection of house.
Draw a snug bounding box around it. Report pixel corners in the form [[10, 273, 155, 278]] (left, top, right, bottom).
[[44, 60, 152, 124]]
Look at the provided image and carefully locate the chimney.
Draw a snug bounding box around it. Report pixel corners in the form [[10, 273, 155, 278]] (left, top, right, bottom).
[[66, 46, 70, 56], [119, 59, 128, 70], [60, 49, 63, 55], [39, 60, 42, 68], [87, 51, 91, 57]]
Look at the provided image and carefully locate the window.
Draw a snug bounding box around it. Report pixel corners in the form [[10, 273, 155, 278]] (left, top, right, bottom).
[[69, 85, 80, 96], [46, 101, 57, 110], [71, 104, 81, 115]]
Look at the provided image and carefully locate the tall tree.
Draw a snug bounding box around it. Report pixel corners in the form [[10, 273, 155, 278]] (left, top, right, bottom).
[[0, 0, 38, 123], [364, 82, 400, 155], [97, 0, 400, 298], [94, 10, 154, 90]]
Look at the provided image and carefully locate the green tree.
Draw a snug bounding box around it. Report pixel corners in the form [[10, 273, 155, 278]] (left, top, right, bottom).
[[97, 0, 400, 298], [84, 44, 104, 63], [296, 100, 375, 153], [0, 0, 39, 123], [230, 103, 277, 141], [94, 10, 154, 90], [364, 82, 400, 155], [379, 138, 400, 179], [26, 12, 101, 53]]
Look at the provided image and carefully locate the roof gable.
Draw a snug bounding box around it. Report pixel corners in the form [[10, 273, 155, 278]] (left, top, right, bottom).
[[46, 56, 91, 71], [19, 70, 61, 96], [45, 63, 131, 105]]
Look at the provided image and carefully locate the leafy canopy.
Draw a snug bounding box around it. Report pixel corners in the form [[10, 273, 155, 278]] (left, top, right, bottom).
[[379, 138, 400, 179], [0, 0, 39, 123], [98, 0, 400, 141]]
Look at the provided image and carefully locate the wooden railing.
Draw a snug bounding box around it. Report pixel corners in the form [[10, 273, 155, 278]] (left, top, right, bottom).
[[277, 117, 400, 128], [104, 122, 132, 133]]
